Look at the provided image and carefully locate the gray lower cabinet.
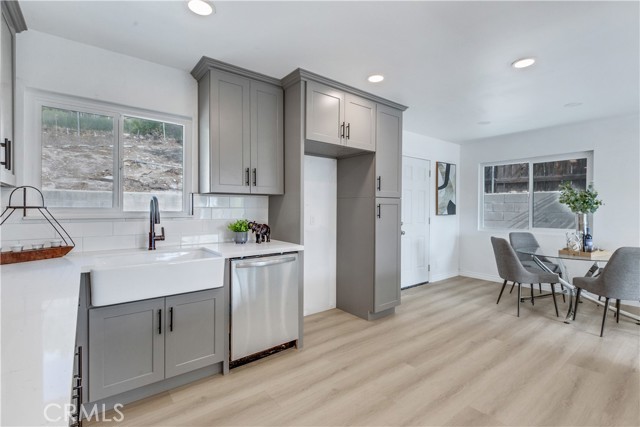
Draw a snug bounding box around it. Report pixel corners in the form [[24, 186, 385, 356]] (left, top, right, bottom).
[[88, 289, 224, 401], [197, 63, 283, 195], [165, 290, 224, 378], [374, 198, 401, 312], [89, 298, 165, 401], [375, 105, 402, 198]]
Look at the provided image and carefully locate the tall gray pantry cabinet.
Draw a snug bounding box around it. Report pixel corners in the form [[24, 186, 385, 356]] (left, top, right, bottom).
[[270, 69, 407, 321]]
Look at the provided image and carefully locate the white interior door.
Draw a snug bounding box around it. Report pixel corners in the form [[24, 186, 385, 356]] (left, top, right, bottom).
[[401, 156, 430, 288]]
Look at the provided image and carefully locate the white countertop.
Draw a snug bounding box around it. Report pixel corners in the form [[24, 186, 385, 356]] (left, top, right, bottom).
[[0, 239, 302, 426], [1, 258, 81, 426], [203, 239, 304, 259]]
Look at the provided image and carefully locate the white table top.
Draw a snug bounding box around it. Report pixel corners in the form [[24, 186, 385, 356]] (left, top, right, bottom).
[[0, 239, 302, 426]]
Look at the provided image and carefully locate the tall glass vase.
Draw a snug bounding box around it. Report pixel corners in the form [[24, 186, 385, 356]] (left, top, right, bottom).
[[576, 213, 588, 251]]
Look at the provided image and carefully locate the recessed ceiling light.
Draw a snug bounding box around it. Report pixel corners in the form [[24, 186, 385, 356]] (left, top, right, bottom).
[[478, 121, 491, 125], [367, 74, 384, 83], [511, 58, 536, 69], [188, 0, 214, 16], [564, 102, 583, 108]]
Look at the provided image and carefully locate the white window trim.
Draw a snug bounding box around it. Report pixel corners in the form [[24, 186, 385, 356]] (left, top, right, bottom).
[[22, 89, 195, 220], [479, 151, 594, 232]]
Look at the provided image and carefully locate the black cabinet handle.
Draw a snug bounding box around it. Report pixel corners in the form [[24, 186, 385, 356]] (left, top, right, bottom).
[[158, 309, 162, 334], [340, 122, 345, 138], [245, 168, 250, 186], [377, 204, 381, 218], [169, 307, 174, 332], [346, 123, 350, 140], [253, 168, 257, 186], [1, 139, 11, 171], [377, 176, 381, 191]]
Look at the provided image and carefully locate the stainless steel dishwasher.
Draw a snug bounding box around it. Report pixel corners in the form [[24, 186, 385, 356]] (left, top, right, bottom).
[[231, 253, 299, 361]]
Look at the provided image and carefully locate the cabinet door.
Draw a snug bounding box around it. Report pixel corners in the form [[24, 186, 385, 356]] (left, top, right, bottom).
[[305, 81, 344, 146], [165, 289, 225, 378], [89, 298, 165, 401], [209, 70, 251, 194], [374, 198, 401, 313], [375, 105, 402, 198], [0, 12, 15, 186], [250, 81, 284, 195], [344, 94, 375, 152]]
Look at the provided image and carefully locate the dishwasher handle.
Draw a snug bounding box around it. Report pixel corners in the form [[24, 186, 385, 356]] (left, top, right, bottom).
[[235, 256, 297, 269]]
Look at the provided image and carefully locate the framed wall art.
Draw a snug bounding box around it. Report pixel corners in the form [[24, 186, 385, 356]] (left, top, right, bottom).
[[436, 162, 456, 215]]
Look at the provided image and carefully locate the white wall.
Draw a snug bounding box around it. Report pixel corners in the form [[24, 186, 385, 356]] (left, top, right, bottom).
[[459, 114, 640, 281], [1, 30, 266, 252], [303, 156, 337, 316], [403, 131, 461, 282]]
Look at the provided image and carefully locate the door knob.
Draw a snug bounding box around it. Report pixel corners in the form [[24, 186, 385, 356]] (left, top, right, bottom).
[[401, 230, 406, 235]]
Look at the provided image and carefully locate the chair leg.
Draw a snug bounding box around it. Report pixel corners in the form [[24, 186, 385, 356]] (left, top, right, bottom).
[[550, 283, 559, 317], [573, 288, 582, 321], [517, 283, 521, 317], [616, 299, 621, 324], [509, 281, 515, 294], [539, 283, 542, 294], [530, 284, 535, 306], [560, 284, 566, 303], [496, 280, 507, 304], [600, 298, 610, 337]]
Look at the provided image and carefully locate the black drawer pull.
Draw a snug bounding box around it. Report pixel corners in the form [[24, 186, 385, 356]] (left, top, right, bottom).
[[1, 139, 11, 171], [158, 309, 162, 334]]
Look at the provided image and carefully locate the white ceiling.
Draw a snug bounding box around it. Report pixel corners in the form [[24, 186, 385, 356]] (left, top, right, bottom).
[[20, 0, 640, 143]]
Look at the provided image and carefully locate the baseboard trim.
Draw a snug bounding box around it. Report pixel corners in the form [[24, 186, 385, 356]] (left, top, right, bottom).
[[430, 271, 460, 282], [459, 271, 502, 283]]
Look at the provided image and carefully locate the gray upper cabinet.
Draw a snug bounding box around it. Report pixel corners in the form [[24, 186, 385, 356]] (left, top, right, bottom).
[[204, 70, 251, 194], [305, 81, 375, 152], [375, 105, 403, 198], [344, 94, 376, 151], [89, 298, 165, 401], [0, 2, 21, 187], [305, 80, 344, 145], [165, 290, 224, 378], [197, 62, 284, 195], [374, 198, 401, 313], [250, 81, 284, 195]]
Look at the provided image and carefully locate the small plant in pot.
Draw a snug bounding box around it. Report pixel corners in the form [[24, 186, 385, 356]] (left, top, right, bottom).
[[228, 219, 249, 244]]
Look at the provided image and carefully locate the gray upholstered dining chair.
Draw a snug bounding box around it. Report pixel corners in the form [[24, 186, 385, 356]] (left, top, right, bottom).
[[491, 237, 561, 317], [509, 232, 566, 301], [573, 247, 640, 337]]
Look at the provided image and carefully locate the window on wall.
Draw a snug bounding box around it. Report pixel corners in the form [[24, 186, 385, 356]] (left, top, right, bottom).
[[482, 153, 590, 230], [38, 97, 191, 215]]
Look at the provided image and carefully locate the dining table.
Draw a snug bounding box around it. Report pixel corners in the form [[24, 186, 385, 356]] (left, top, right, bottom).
[[515, 247, 640, 324]]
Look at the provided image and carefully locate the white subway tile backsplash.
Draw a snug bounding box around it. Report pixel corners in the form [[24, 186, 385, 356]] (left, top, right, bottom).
[[193, 208, 212, 220], [112, 220, 147, 236], [181, 234, 219, 245], [163, 219, 203, 235], [1, 223, 57, 241], [83, 235, 136, 252], [229, 197, 245, 208], [63, 221, 114, 238]]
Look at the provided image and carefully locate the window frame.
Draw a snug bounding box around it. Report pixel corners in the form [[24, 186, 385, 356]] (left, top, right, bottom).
[[24, 90, 194, 219], [479, 151, 594, 232]]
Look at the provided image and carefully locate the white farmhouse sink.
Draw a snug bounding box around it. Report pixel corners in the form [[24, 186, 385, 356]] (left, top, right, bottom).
[[89, 248, 224, 307]]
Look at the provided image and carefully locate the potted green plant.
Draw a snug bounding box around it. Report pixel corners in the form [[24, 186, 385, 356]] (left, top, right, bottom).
[[228, 219, 249, 244], [558, 182, 604, 245]]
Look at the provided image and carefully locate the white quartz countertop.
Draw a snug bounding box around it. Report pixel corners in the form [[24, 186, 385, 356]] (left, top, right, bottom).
[[202, 239, 304, 259], [1, 258, 82, 426], [0, 239, 302, 426]]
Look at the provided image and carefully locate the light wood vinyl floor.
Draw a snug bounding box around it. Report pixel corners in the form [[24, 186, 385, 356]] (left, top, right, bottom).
[[91, 276, 640, 426]]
